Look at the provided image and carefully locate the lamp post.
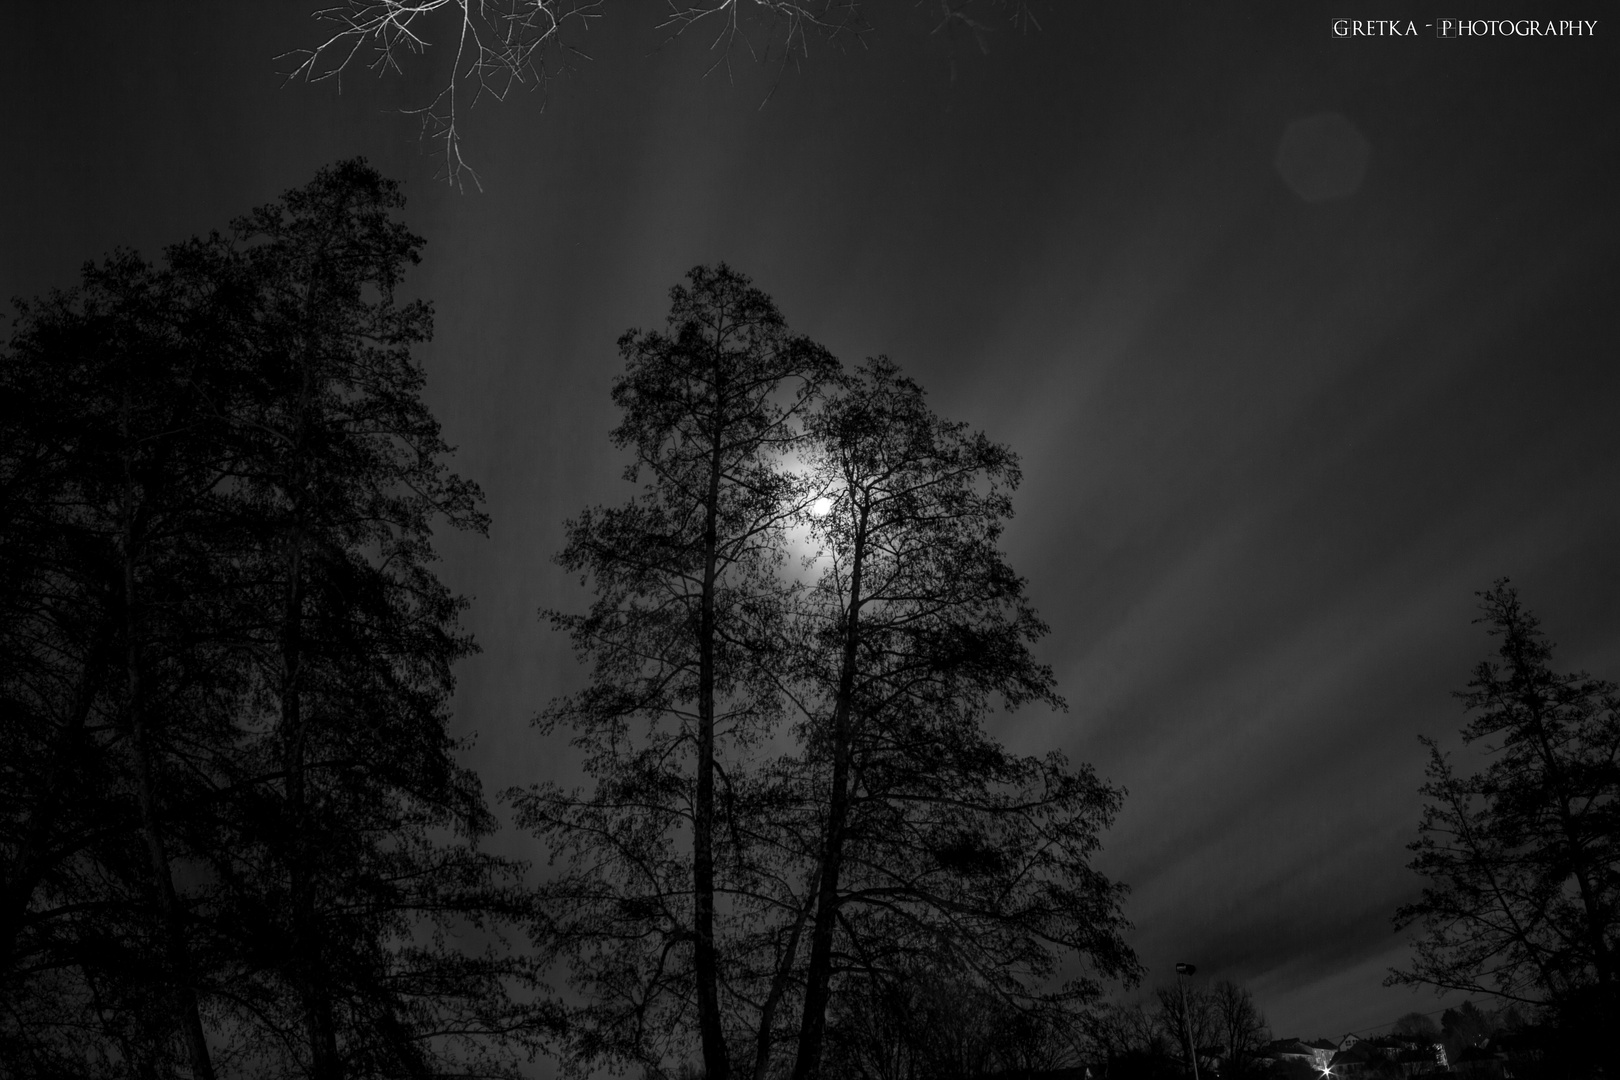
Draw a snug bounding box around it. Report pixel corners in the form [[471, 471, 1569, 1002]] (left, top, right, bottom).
[[1175, 963, 1200, 1080]]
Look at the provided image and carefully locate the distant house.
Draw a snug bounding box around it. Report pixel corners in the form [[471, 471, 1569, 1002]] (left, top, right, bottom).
[[1327, 1041, 1381, 1075], [1362, 1035, 1447, 1077], [1304, 1039, 1339, 1070], [1323, 1038, 1446, 1078], [1264, 1039, 1318, 1066]]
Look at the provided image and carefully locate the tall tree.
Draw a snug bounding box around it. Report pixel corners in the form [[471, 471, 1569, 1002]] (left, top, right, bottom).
[[518, 286, 1135, 1080], [1, 159, 546, 1078], [512, 264, 836, 1079], [100, 251, 234, 1080], [209, 158, 543, 1077], [0, 245, 252, 1076], [784, 358, 1137, 1080], [1391, 580, 1620, 1073]]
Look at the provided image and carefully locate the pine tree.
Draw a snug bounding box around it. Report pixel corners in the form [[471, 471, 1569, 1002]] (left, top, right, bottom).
[[1392, 580, 1620, 1075], [206, 159, 543, 1076]]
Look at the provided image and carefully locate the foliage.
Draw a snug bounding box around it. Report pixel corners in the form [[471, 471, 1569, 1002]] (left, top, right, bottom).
[[1080, 979, 1267, 1078], [0, 159, 545, 1078], [1077, 1000, 1169, 1064], [1390, 1010, 1440, 1042], [784, 357, 1137, 1080], [511, 263, 836, 1080], [0, 243, 239, 1077], [1390, 581, 1619, 1065], [822, 963, 1079, 1080], [515, 278, 1136, 1080]]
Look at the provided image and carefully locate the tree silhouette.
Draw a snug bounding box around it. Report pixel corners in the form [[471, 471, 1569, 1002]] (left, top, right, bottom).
[[1, 242, 260, 1076], [516, 307, 1135, 1080], [1390, 1011, 1440, 1043], [0, 159, 546, 1078], [1391, 580, 1620, 1074], [512, 264, 836, 1080], [1207, 980, 1269, 1077], [785, 357, 1136, 1080], [821, 963, 1078, 1080]]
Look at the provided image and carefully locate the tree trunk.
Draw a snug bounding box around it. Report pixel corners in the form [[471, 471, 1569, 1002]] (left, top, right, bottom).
[[121, 478, 216, 1080], [694, 401, 730, 1080], [280, 525, 341, 1079], [790, 500, 869, 1080], [277, 337, 341, 1078], [129, 688, 217, 1080], [750, 897, 811, 1080]]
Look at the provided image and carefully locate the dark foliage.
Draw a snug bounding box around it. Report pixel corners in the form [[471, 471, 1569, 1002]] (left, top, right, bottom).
[[0, 160, 545, 1078], [512, 264, 837, 1080], [785, 358, 1137, 1080], [515, 286, 1137, 1080], [1391, 580, 1620, 1076]]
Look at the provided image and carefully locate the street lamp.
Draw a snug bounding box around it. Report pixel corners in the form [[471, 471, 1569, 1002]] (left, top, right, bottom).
[[1175, 963, 1200, 1080]]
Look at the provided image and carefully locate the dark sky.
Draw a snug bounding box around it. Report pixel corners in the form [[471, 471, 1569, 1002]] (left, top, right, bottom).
[[4, 0, 1617, 1043]]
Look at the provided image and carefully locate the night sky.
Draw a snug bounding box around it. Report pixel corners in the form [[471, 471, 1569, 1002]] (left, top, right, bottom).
[[4, 0, 1617, 1045]]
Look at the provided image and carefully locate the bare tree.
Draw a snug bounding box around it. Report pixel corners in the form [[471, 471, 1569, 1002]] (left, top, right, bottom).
[[1076, 1001, 1167, 1070], [283, 0, 1037, 188], [823, 965, 1079, 1080], [1154, 984, 1217, 1075], [1208, 980, 1270, 1077]]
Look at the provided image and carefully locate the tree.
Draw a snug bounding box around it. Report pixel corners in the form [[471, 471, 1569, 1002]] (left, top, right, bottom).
[[1390, 1011, 1440, 1043], [0, 159, 547, 1078], [511, 264, 837, 1080], [1078, 1000, 1168, 1066], [199, 158, 547, 1078], [516, 291, 1135, 1080], [1391, 580, 1620, 1072], [1152, 984, 1215, 1076], [821, 963, 1078, 1080], [1078, 980, 1268, 1079], [1439, 1001, 1491, 1059], [783, 357, 1137, 1080], [0, 241, 260, 1077], [283, 1, 1039, 188], [1207, 980, 1270, 1077]]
